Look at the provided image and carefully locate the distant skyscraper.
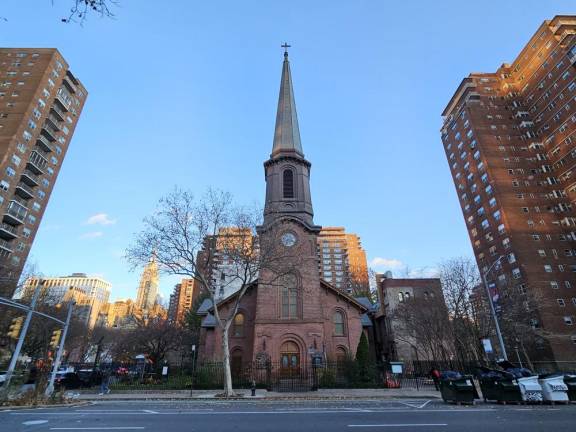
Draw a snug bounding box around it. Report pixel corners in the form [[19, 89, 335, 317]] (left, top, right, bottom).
[[168, 278, 199, 325], [136, 254, 159, 311], [24, 273, 110, 328], [441, 15, 576, 362], [0, 48, 87, 297], [317, 227, 369, 295]]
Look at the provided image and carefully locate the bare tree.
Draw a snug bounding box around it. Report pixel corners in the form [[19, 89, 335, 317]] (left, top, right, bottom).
[[126, 188, 299, 397], [390, 295, 454, 361], [439, 257, 491, 363], [58, 0, 117, 24]]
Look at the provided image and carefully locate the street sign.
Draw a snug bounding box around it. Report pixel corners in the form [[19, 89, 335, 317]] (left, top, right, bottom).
[[482, 338, 493, 354]]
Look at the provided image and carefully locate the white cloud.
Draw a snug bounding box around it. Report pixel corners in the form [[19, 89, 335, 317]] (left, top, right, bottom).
[[369, 257, 404, 269], [85, 213, 117, 226], [79, 231, 104, 240]]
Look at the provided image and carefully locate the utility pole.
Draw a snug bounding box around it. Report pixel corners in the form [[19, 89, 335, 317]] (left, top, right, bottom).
[[45, 301, 74, 397], [482, 257, 508, 361], [2, 279, 43, 393]]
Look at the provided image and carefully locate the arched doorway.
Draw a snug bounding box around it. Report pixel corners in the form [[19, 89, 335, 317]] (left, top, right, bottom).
[[279, 341, 300, 376], [231, 348, 243, 380]]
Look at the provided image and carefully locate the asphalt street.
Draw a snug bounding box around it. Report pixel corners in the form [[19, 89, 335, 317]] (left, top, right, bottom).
[[1, 399, 576, 431]]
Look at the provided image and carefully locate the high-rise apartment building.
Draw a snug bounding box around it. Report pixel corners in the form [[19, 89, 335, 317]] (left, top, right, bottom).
[[24, 273, 110, 328], [168, 279, 198, 324], [317, 227, 369, 295], [0, 49, 87, 297], [441, 16, 576, 362], [136, 254, 159, 311], [168, 279, 198, 323]]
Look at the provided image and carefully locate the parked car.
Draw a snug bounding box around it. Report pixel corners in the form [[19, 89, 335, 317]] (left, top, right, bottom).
[[0, 371, 7, 387], [55, 372, 84, 390]]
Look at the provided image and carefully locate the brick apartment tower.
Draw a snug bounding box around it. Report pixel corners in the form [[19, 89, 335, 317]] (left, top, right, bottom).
[[0, 48, 87, 297], [441, 16, 576, 362], [317, 227, 369, 295]]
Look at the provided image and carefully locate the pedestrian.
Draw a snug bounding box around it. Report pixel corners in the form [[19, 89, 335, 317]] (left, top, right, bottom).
[[99, 368, 111, 395], [430, 368, 441, 391]]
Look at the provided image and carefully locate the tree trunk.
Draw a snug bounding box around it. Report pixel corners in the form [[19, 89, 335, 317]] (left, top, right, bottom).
[[221, 325, 234, 397]]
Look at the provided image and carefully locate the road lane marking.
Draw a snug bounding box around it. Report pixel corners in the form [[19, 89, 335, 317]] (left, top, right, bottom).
[[398, 400, 432, 409], [23, 420, 49, 425], [50, 428, 145, 431], [142, 410, 158, 414], [348, 424, 447, 428]]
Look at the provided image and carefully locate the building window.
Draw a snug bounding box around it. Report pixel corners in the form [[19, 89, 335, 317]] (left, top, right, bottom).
[[551, 281, 559, 289], [334, 311, 345, 336], [282, 169, 294, 199], [280, 274, 298, 319], [232, 313, 244, 337], [544, 265, 553, 273], [564, 316, 574, 326]]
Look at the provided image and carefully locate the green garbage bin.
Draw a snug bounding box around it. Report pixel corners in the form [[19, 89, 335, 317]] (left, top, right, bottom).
[[495, 378, 523, 403], [564, 375, 576, 402], [440, 375, 477, 404], [478, 377, 500, 402]]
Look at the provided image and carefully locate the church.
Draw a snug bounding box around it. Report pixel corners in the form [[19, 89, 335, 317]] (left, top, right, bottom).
[[198, 49, 368, 369]]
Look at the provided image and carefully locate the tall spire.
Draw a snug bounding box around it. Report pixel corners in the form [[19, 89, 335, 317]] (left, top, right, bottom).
[[271, 45, 303, 158]]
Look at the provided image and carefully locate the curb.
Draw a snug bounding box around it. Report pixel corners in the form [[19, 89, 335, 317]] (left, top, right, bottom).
[[0, 401, 91, 411], [79, 395, 441, 402]]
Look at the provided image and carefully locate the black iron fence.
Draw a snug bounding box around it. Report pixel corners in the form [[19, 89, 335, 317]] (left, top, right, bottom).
[[47, 358, 576, 393]]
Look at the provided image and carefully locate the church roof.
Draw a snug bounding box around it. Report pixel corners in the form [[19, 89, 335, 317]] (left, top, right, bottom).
[[201, 313, 216, 328], [319, 279, 369, 312], [361, 313, 373, 327], [197, 298, 213, 315], [271, 50, 303, 158], [354, 296, 379, 312]]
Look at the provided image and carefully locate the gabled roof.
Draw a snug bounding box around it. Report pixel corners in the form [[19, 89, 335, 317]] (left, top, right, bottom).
[[319, 279, 368, 312], [197, 298, 213, 315]]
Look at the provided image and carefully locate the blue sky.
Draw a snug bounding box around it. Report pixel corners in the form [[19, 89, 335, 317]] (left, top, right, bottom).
[[2, 1, 574, 301]]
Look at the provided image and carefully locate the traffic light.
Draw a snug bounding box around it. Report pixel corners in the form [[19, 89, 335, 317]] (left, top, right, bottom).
[[49, 329, 62, 349], [7, 316, 24, 339]]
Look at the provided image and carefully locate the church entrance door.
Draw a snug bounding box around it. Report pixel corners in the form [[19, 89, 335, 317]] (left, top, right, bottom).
[[279, 341, 301, 379]]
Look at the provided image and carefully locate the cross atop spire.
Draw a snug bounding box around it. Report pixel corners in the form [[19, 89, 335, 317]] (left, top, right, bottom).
[[271, 45, 303, 158]]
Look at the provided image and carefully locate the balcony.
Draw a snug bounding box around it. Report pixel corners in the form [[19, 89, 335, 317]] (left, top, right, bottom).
[[0, 223, 18, 240], [36, 135, 53, 153], [4, 200, 27, 225], [62, 74, 77, 94], [27, 151, 48, 175], [0, 238, 13, 254], [20, 169, 39, 187], [14, 182, 34, 200], [41, 125, 57, 142], [45, 114, 61, 131], [54, 89, 71, 111], [50, 105, 65, 121]]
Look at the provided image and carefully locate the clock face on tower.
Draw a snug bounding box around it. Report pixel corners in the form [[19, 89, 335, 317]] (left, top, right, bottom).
[[281, 232, 297, 247]]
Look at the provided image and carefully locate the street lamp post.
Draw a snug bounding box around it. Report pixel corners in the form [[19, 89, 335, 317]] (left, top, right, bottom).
[[482, 256, 508, 361]]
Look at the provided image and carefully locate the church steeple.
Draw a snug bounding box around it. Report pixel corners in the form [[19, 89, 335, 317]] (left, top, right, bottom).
[[271, 47, 303, 158], [262, 47, 319, 232]]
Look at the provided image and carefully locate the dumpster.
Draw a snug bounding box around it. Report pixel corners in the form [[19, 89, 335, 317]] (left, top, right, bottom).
[[439, 371, 478, 404], [564, 375, 576, 402], [538, 374, 568, 403], [476, 368, 522, 403], [498, 361, 543, 403], [517, 376, 543, 402]]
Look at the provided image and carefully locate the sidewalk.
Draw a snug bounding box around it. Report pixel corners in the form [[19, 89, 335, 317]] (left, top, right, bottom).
[[73, 388, 440, 401]]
